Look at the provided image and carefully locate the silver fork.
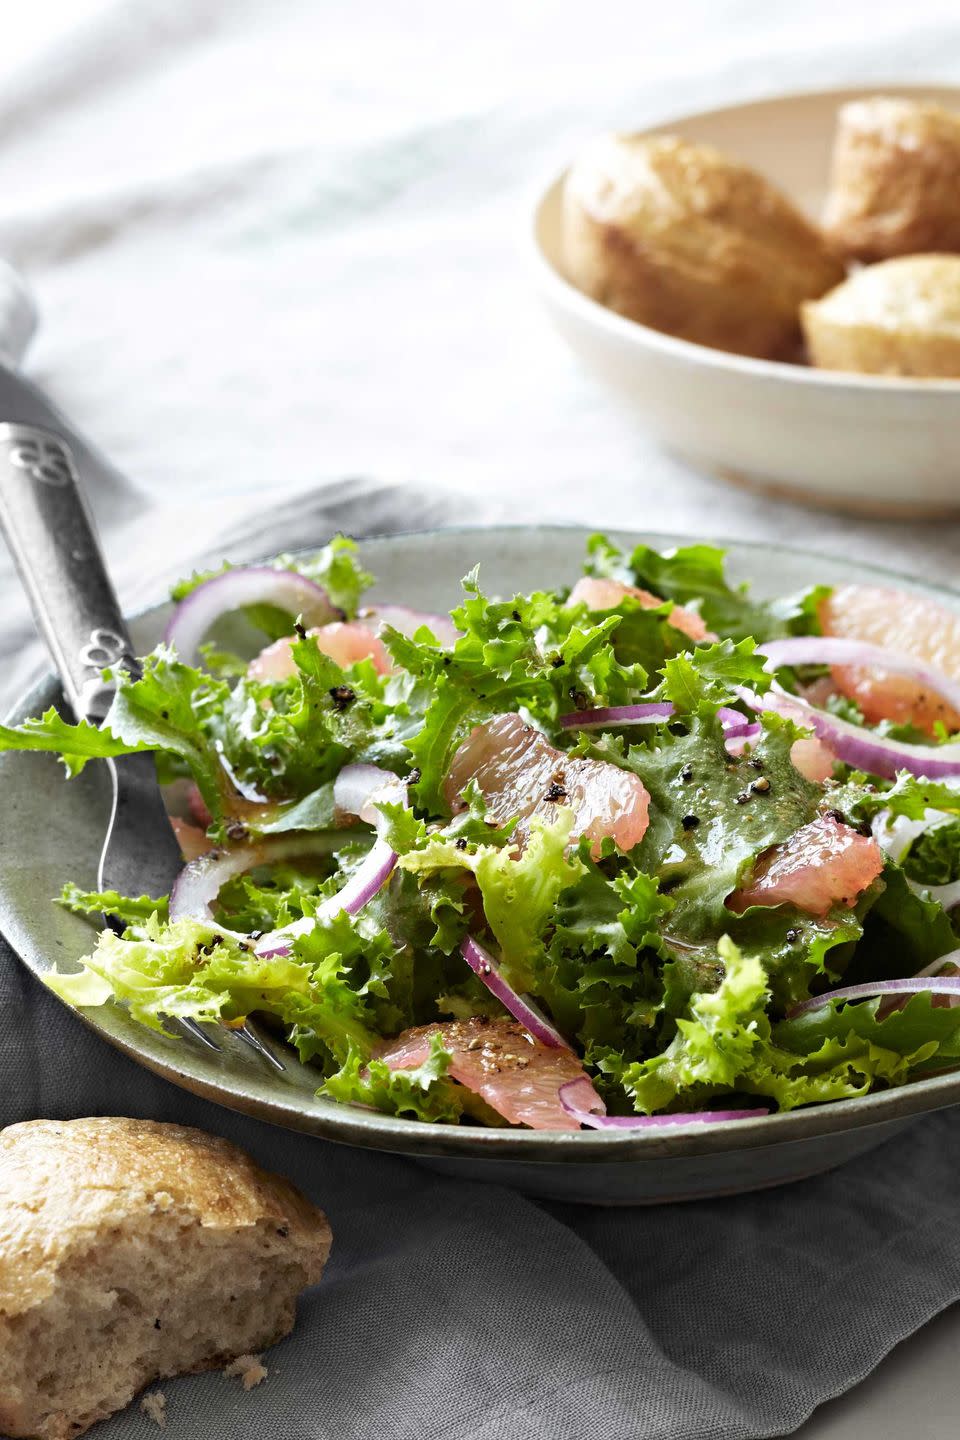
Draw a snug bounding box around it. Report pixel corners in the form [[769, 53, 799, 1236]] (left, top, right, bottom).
[[0, 418, 283, 1071]]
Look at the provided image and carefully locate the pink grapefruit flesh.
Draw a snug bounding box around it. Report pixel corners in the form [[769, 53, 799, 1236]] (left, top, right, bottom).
[[443, 712, 650, 858], [377, 1017, 603, 1130], [728, 816, 884, 918], [819, 584, 960, 736]]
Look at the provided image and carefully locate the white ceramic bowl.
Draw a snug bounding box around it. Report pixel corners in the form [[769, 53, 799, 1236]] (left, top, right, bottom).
[[531, 84, 960, 517]]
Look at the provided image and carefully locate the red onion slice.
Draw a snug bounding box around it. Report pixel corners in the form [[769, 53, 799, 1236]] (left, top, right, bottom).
[[170, 844, 263, 924], [361, 604, 458, 648], [872, 812, 960, 910], [461, 936, 571, 1050], [316, 837, 398, 919], [926, 879, 960, 910], [717, 706, 748, 729], [256, 838, 399, 958], [787, 964, 960, 1018], [333, 762, 407, 834], [216, 748, 269, 805], [560, 702, 674, 730], [165, 567, 340, 665], [872, 813, 933, 868], [717, 708, 761, 748], [723, 722, 762, 742], [255, 765, 409, 958], [169, 834, 343, 925], [759, 637, 960, 717], [740, 685, 960, 781], [558, 1078, 768, 1128], [915, 952, 960, 978], [559, 702, 758, 754], [168, 814, 398, 958]]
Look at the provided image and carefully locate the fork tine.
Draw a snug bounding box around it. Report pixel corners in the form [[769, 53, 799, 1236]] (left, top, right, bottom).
[[177, 1015, 285, 1071], [102, 912, 224, 1054], [178, 1016, 222, 1051], [235, 1021, 286, 1071], [103, 899, 282, 1068]]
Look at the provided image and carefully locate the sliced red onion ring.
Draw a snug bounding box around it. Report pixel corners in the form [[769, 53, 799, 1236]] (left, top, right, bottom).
[[872, 812, 933, 868], [717, 708, 761, 747], [169, 834, 342, 925], [872, 812, 960, 910], [170, 844, 261, 924], [216, 747, 269, 806], [559, 701, 758, 754], [787, 965, 960, 1018], [721, 720, 762, 742], [461, 936, 571, 1050], [255, 765, 410, 958], [740, 685, 960, 781], [319, 837, 397, 917], [361, 604, 458, 648], [256, 838, 399, 958], [717, 706, 748, 729], [926, 879, 960, 910], [558, 1078, 768, 1128], [722, 723, 764, 760], [759, 637, 960, 717], [333, 762, 407, 834], [560, 702, 674, 730], [915, 952, 960, 978], [165, 567, 340, 665]]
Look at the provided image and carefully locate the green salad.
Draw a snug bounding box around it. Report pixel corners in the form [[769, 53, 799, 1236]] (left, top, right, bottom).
[[3, 534, 960, 1132]]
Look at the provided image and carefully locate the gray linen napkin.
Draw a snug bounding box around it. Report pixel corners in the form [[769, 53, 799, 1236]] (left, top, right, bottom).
[[3, 484, 960, 1440]]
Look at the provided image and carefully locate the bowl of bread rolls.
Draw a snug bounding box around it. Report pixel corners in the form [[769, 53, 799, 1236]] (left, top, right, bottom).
[[532, 85, 960, 515]]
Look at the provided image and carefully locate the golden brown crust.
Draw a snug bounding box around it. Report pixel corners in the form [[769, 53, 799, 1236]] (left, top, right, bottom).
[[823, 97, 960, 262], [562, 132, 844, 359], [0, 1117, 331, 1318], [801, 254, 960, 376]]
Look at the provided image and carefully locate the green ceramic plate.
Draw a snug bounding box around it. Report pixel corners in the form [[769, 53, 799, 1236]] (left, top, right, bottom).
[[3, 526, 959, 1204]]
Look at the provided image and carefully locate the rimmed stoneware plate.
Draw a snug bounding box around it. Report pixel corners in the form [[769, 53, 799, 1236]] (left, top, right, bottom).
[[3, 527, 960, 1205], [531, 84, 960, 517]]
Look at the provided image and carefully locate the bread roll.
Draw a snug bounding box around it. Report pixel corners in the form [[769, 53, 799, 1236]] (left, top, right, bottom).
[[802, 254, 960, 377], [562, 133, 843, 359], [0, 1118, 331, 1440], [823, 97, 960, 262]]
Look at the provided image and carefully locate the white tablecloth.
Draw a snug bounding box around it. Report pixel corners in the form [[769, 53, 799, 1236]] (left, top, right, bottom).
[[0, 0, 958, 582]]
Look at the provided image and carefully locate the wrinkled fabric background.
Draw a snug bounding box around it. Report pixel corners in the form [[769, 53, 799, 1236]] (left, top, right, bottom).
[[1, 3, 960, 1436]]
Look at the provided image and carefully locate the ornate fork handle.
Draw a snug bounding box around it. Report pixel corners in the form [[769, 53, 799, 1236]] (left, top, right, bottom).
[[0, 422, 137, 722]]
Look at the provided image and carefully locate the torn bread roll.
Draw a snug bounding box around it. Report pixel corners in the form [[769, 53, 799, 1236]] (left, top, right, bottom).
[[562, 132, 843, 359], [0, 1117, 331, 1440]]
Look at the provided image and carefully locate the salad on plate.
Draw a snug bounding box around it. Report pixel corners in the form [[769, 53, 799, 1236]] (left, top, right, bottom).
[[3, 534, 960, 1133]]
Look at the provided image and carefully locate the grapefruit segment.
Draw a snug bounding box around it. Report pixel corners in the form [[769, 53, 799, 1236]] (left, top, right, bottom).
[[248, 621, 391, 683], [377, 1017, 603, 1130], [790, 736, 836, 784], [568, 576, 714, 644], [728, 816, 884, 918], [170, 817, 210, 862], [443, 712, 650, 858], [819, 584, 960, 735]]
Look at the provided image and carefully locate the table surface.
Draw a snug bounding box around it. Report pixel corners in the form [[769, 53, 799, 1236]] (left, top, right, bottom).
[[2, 3, 959, 1434], [801, 1302, 960, 1438]]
